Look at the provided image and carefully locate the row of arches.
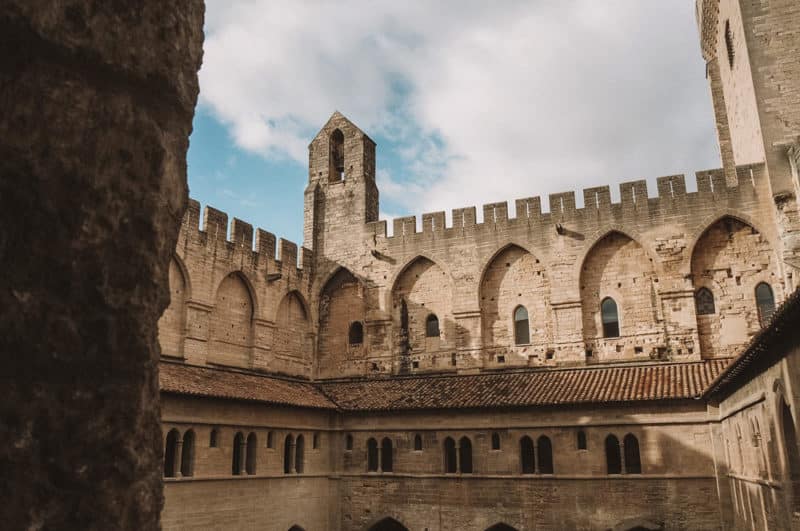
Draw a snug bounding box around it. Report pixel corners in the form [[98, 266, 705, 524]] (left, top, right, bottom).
[[318, 215, 778, 367], [157, 261, 313, 368], [347, 432, 641, 476]]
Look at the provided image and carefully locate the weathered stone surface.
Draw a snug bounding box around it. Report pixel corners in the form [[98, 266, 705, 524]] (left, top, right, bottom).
[[0, 2, 203, 529]]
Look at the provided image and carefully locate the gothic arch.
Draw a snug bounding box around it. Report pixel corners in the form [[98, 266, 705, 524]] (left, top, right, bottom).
[[208, 271, 256, 367], [685, 210, 774, 272], [390, 256, 454, 364], [387, 254, 455, 300], [318, 267, 367, 375], [690, 215, 778, 357], [273, 290, 312, 363], [575, 225, 661, 281], [158, 255, 189, 357], [579, 231, 659, 359], [479, 243, 551, 351]]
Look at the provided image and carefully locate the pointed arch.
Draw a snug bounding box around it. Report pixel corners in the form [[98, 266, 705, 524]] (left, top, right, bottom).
[[480, 244, 549, 351], [520, 436, 535, 474], [575, 226, 661, 280], [391, 256, 454, 362], [367, 517, 409, 531], [209, 271, 256, 368], [690, 215, 777, 357], [486, 524, 519, 531], [318, 267, 366, 376], [685, 211, 773, 268], [580, 231, 658, 358], [158, 256, 188, 358], [163, 428, 180, 478], [274, 290, 312, 363]]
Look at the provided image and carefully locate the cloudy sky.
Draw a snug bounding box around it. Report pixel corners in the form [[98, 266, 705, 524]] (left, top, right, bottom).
[[187, 0, 720, 245]]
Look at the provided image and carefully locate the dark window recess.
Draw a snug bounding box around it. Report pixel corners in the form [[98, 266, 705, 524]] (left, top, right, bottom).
[[367, 438, 379, 471], [164, 429, 180, 478], [520, 436, 535, 474], [444, 437, 457, 473], [294, 435, 304, 474], [414, 434, 423, 451], [601, 297, 620, 338], [537, 436, 553, 474], [459, 437, 473, 473], [514, 306, 530, 345], [425, 314, 440, 337], [283, 435, 293, 474], [349, 321, 364, 345], [180, 430, 195, 477], [209, 429, 218, 448], [491, 432, 501, 450], [345, 434, 353, 451], [605, 435, 621, 474], [245, 433, 257, 475], [623, 434, 641, 474], [381, 438, 393, 472], [232, 432, 244, 475], [577, 430, 587, 450]]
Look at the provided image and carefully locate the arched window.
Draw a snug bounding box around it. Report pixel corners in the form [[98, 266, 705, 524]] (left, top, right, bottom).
[[413, 434, 423, 451], [695, 287, 715, 315], [513, 306, 530, 345], [180, 429, 195, 477], [245, 432, 258, 475], [209, 428, 218, 448], [425, 314, 440, 337], [283, 434, 293, 474], [781, 399, 800, 512], [295, 435, 305, 474], [623, 434, 641, 474], [444, 437, 457, 473], [537, 436, 553, 474], [164, 429, 180, 478], [313, 433, 320, 449], [232, 432, 244, 475], [605, 435, 621, 474], [329, 128, 345, 182], [267, 431, 274, 449], [755, 283, 775, 326], [345, 434, 353, 451], [367, 438, 379, 472], [459, 436, 473, 474], [577, 430, 587, 450], [601, 297, 620, 338], [349, 321, 363, 345], [520, 436, 535, 474], [491, 432, 501, 450], [381, 438, 393, 472]]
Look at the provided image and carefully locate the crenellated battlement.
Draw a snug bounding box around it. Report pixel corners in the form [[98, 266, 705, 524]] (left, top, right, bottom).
[[370, 165, 763, 241], [182, 198, 312, 273]]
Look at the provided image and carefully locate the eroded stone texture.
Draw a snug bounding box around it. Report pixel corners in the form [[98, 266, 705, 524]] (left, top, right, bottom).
[[0, 2, 203, 528]]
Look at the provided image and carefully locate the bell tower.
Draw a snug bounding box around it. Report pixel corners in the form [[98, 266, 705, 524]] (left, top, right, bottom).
[[303, 112, 379, 259]]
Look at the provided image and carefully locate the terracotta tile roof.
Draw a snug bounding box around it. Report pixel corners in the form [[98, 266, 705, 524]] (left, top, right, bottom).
[[159, 361, 337, 410], [318, 359, 731, 412], [704, 288, 800, 401]]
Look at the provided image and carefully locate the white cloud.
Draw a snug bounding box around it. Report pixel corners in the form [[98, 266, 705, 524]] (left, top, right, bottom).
[[200, 0, 719, 216]]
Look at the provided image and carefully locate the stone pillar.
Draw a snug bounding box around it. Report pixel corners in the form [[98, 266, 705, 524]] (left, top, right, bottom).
[[175, 436, 184, 479], [0, 2, 203, 529]]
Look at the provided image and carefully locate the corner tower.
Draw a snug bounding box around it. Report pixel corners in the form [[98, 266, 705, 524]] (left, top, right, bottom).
[[303, 112, 379, 259]]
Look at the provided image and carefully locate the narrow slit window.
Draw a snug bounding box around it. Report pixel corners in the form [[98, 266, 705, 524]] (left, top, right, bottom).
[[164, 429, 180, 478], [180, 430, 195, 477], [520, 436, 535, 474], [623, 434, 641, 474], [537, 436, 553, 474], [491, 432, 501, 450], [444, 437, 457, 473], [381, 438, 393, 472], [577, 430, 587, 450], [459, 437, 473, 474], [414, 434, 423, 451], [605, 435, 621, 474], [514, 306, 530, 345], [367, 438, 379, 471], [601, 297, 620, 338]]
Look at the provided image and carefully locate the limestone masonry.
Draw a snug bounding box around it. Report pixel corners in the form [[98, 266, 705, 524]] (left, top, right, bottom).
[[159, 1, 800, 529]]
